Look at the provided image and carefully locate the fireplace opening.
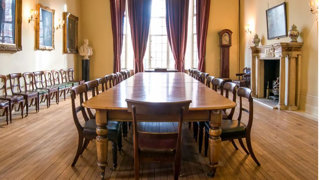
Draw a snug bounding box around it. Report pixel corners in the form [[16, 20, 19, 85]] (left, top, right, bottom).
[[264, 60, 279, 101]]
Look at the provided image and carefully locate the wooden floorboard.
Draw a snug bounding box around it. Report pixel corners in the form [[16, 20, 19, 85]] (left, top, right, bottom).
[[0, 95, 317, 179]]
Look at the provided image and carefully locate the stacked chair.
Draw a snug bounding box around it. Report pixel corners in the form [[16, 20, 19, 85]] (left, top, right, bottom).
[[187, 68, 260, 166], [0, 68, 80, 124]]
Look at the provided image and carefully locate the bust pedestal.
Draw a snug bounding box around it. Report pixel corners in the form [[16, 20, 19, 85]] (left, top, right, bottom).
[[82, 59, 90, 82]]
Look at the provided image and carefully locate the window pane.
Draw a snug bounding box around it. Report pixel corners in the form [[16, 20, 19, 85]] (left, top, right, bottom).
[[121, 0, 197, 71]]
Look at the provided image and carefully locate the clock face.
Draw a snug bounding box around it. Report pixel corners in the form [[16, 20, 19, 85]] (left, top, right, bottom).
[[222, 33, 230, 45]]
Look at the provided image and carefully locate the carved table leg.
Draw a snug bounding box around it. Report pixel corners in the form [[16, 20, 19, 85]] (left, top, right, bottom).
[[207, 110, 222, 177], [96, 110, 108, 179]]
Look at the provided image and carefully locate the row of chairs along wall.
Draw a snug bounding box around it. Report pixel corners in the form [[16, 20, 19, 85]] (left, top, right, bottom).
[[0, 69, 132, 125]]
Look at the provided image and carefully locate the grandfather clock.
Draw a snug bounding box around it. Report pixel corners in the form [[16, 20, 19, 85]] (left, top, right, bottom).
[[218, 29, 232, 78]]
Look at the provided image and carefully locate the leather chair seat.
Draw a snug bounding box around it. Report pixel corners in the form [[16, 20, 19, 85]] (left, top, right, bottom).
[[19, 91, 38, 98], [0, 100, 9, 107], [36, 89, 49, 95], [220, 120, 246, 139], [84, 119, 121, 141], [63, 82, 73, 88], [47, 86, 59, 92], [0, 95, 24, 103], [137, 122, 178, 151]]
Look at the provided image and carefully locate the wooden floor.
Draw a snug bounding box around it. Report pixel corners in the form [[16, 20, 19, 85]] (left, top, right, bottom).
[[0, 95, 317, 179]]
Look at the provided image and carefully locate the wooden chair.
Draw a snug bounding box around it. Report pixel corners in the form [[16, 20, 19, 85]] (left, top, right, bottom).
[[67, 68, 81, 86], [60, 69, 74, 90], [198, 82, 238, 154], [0, 99, 10, 124], [111, 73, 118, 86], [51, 70, 68, 100], [126, 99, 191, 180], [97, 77, 107, 92], [105, 74, 114, 89], [23, 72, 46, 109], [120, 70, 128, 80], [126, 70, 131, 78], [116, 72, 123, 83], [0, 75, 24, 121], [199, 73, 209, 84], [220, 87, 260, 165], [234, 67, 251, 87], [33, 71, 57, 108], [9, 73, 39, 116], [154, 68, 168, 72], [84, 80, 100, 119], [44, 71, 61, 103], [205, 76, 215, 88], [70, 84, 122, 169]]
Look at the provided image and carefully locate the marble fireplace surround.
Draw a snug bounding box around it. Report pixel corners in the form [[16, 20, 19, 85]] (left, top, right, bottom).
[[250, 42, 303, 110]]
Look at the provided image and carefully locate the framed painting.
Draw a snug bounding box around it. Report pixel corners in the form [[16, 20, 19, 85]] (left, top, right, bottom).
[[0, 0, 22, 52], [63, 12, 78, 54], [266, 2, 287, 40], [35, 4, 55, 50]]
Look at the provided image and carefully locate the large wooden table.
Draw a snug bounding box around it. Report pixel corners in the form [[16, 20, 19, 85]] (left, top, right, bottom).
[[83, 72, 236, 179]]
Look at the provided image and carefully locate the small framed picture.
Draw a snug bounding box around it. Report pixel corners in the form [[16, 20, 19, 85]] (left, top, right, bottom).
[[0, 0, 22, 52], [35, 4, 55, 50], [63, 12, 78, 54]]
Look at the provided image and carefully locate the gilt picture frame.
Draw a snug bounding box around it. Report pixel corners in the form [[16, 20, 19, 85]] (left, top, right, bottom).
[[0, 0, 22, 52], [35, 4, 55, 50], [266, 2, 287, 40], [63, 12, 78, 54]]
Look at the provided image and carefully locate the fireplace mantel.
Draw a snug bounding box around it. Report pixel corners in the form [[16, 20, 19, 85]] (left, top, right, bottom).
[[250, 42, 303, 110]]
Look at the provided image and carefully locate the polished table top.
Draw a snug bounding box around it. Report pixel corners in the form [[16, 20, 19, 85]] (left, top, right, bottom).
[[83, 72, 236, 111]]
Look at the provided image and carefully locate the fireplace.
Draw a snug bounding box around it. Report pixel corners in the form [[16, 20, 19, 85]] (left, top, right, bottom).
[[263, 60, 279, 100], [250, 42, 303, 110]]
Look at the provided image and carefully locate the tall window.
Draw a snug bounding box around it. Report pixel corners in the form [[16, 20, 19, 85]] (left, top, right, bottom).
[[121, 7, 134, 70], [185, 0, 198, 69], [121, 0, 197, 70]]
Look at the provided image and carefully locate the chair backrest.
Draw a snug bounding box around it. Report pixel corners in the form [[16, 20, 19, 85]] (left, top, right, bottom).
[[0, 75, 7, 96], [51, 70, 61, 85], [126, 70, 131, 78], [116, 72, 123, 83], [111, 73, 118, 85], [120, 70, 127, 79], [237, 87, 254, 134], [44, 71, 54, 87], [59, 69, 68, 83], [84, 80, 99, 119], [199, 72, 208, 84], [23, 72, 35, 91], [212, 78, 224, 94], [68, 68, 76, 82], [70, 84, 90, 133], [243, 67, 251, 74], [126, 99, 191, 150], [9, 73, 23, 93], [222, 82, 237, 119], [206, 76, 215, 88], [33, 71, 46, 89], [105, 74, 113, 89], [97, 77, 107, 92], [154, 68, 167, 72]]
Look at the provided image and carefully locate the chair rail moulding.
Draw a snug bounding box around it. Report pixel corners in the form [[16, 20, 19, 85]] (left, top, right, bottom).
[[250, 42, 303, 110]]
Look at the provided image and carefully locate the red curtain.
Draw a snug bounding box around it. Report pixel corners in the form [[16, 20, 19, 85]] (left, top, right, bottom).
[[166, 0, 189, 72], [196, 0, 211, 72], [127, 0, 152, 73], [110, 0, 126, 73]]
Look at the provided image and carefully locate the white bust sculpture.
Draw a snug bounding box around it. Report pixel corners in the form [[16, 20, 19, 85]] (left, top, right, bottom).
[[79, 39, 93, 59]]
